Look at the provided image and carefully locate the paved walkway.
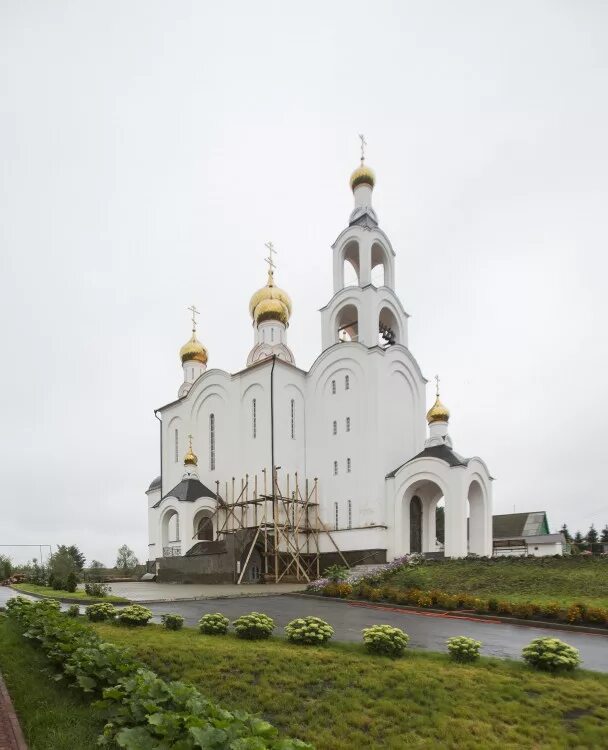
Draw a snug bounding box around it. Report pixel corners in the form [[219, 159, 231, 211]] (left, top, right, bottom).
[[3, 586, 608, 673], [106, 581, 307, 602], [0, 674, 27, 750]]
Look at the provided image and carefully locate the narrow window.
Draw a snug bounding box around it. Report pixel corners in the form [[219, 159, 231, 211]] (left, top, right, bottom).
[[332, 420, 337, 435], [348, 500, 352, 529], [345, 375, 350, 390], [331, 380, 336, 394], [271, 327, 275, 342], [209, 414, 215, 470], [290, 399, 295, 439], [334, 501, 339, 530], [252, 399, 257, 438], [346, 417, 351, 432], [347, 457, 351, 473], [175, 514, 180, 541], [174, 429, 179, 462], [333, 460, 338, 476], [191, 367, 194, 380]]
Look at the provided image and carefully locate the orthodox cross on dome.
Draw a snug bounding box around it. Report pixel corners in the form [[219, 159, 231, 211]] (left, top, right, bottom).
[[187, 304, 200, 333], [264, 241, 277, 275], [434, 374, 440, 397], [358, 133, 367, 163]]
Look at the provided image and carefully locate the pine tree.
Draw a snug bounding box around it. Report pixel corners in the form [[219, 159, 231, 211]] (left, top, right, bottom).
[[601, 525, 608, 544], [573, 530, 584, 545], [587, 524, 599, 545], [559, 523, 572, 543], [67, 545, 86, 571]]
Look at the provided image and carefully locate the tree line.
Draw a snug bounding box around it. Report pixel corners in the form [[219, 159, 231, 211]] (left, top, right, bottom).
[[559, 523, 608, 549]]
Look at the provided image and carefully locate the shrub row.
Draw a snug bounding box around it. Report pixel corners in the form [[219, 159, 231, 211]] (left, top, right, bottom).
[[314, 581, 608, 628], [4, 597, 312, 749]]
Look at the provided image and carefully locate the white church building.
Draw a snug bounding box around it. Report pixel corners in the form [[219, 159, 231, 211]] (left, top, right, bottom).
[[145, 150, 493, 583]]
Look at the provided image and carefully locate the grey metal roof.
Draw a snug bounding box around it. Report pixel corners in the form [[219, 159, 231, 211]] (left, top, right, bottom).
[[147, 475, 161, 492], [492, 512, 549, 539], [152, 477, 217, 508], [386, 444, 470, 478]]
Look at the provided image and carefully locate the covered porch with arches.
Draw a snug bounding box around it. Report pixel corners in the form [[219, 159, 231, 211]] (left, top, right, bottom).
[[388, 455, 493, 559]]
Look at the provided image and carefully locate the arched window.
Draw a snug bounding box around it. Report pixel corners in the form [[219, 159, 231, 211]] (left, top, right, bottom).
[[209, 414, 215, 471], [334, 501, 339, 530], [331, 380, 336, 394], [174, 429, 179, 463], [333, 460, 338, 476], [197, 516, 213, 542], [346, 417, 351, 432], [332, 420, 337, 435], [290, 399, 295, 439], [252, 399, 257, 438], [168, 513, 180, 542], [347, 500, 352, 529], [347, 458, 351, 473], [345, 375, 350, 390]]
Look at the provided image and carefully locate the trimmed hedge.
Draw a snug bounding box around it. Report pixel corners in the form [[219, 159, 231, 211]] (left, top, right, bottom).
[[4, 597, 312, 749]]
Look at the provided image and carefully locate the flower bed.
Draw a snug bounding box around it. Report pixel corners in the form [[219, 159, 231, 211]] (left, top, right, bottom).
[[306, 557, 608, 629]]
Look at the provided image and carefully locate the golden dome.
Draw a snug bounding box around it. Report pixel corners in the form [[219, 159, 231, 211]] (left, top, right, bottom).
[[184, 436, 198, 466], [179, 332, 208, 365], [426, 395, 450, 424], [249, 270, 292, 326], [350, 163, 375, 191]]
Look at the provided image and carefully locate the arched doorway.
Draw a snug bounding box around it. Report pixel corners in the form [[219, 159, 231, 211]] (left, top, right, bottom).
[[193, 510, 214, 543], [161, 509, 181, 556], [467, 480, 487, 556], [410, 496, 422, 553]]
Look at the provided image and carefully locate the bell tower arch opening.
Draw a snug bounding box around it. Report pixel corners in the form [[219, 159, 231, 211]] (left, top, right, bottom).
[[342, 240, 360, 288], [379, 306, 400, 347], [336, 303, 359, 343]]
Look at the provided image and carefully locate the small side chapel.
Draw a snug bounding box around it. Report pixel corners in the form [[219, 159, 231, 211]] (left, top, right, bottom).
[[145, 142, 493, 583]]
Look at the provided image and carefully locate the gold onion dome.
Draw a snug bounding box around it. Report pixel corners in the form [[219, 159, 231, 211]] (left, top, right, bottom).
[[184, 438, 198, 466], [426, 395, 450, 424], [249, 270, 292, 326], [350, 162, 375, 191], [179, 332, 208, 365]]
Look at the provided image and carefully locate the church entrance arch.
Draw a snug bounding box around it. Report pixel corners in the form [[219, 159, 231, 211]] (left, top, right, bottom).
[[193, 510, 214, 542], [401, 479, 444, 555], [161, 508, 181, 557], [410, 496, 422, 553], [467, 479, 488, 556]]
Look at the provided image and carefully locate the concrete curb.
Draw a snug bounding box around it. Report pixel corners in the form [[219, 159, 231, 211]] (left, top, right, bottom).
[[136, 591, 301, 604], [0, 673, 28, 750], [291, 594, 608, 637]]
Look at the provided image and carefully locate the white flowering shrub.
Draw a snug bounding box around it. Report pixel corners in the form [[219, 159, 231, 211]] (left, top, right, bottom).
[[198, 613, 230, 635], [522, 637, 581, 672], [161, 613, 184, 631], [285, 616, 334, 645], [86, 602, 117, 622], [446, 636, 482, 663], [362, 624, 409, 657], [115, 604, 153, 627], [233, 612, 275, 640]]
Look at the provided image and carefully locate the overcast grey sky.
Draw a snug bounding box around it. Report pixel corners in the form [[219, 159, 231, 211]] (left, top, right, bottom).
[[1, 1, 607, 565]]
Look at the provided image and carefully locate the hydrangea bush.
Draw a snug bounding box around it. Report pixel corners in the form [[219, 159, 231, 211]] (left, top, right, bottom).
[[362, 624, 409, 657], [284, 616, 334, 645], [66, 604, 80, 617], [446, 636, 482, 662], [198, 613, 230, 635], [161, 613, 185, 631], [115, 605, 152, 627], [233, 612, 275, 640], [522, 637, 581, 672], [86, 602, 117, 622]]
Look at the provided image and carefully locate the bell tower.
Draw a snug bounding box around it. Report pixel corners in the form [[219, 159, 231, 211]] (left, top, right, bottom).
[[321, 137, 409, 352]]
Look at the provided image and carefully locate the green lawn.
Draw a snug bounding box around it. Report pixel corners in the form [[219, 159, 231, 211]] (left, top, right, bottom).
[[96, 622, 608, 750], [0, 616, 103, 749], [387, 558, 608, 608], [12, 582, 128, 603]]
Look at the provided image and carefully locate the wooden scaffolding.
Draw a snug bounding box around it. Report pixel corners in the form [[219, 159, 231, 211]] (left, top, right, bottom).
[[212, 469, 347, 584]]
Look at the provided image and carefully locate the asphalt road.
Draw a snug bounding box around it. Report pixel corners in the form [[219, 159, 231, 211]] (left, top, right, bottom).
[[2, 587, 607, 673]]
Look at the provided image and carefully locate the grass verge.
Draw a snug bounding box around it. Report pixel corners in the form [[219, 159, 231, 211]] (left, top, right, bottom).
[[0, 615, 103, 749], [386, 558, 608, 608], [96, 622, 608, 750], [12, 582, 128, 603]]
